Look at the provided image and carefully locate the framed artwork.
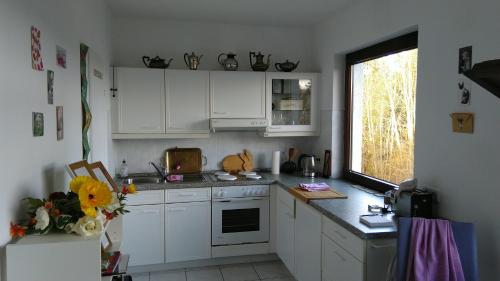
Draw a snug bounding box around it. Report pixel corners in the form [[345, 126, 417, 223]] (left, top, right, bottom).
[[458, 46, 472, 74], [56, 45, 67, 68], [56, 106, 64, 140], [47, 70, 54, 104], [32, 112, 44, 137], [89, 161, 119, 192], [31, 26, 43, 71], [67, 160, 97, 179]]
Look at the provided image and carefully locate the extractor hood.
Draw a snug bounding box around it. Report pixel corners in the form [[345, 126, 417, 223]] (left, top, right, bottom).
[[210, 118, 269, 131]]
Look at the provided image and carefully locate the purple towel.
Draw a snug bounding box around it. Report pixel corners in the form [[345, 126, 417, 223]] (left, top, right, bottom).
[[298, 182, 331, 191], [406, 218, 465, 281]]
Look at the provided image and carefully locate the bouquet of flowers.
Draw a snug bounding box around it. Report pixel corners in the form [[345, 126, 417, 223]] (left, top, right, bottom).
[[10, 176, 136, 238]]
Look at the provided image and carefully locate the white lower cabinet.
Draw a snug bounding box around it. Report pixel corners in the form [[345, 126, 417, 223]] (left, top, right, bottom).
[[165, 201, 212, 262], [276, 188, 321, 281], [276, 188, 295, 273], [122, 204, 165, 266], [294, 200, 322, 281], [322, 234, 364, 281]]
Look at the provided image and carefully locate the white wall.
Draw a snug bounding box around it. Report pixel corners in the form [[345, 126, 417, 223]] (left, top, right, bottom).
[[111, 18, 314, 71], [0, 0, 112, 279], [111, 18, 317, 171], [314, 0, 500, 278]]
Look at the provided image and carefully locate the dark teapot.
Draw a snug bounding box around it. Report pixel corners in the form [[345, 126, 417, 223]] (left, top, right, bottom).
[[249, 51, 271, 72], [142, 56, 173, 69], [275, 60, 300, 72]]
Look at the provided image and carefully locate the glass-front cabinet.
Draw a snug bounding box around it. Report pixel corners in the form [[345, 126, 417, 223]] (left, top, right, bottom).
[[264, 73, 319, 136]]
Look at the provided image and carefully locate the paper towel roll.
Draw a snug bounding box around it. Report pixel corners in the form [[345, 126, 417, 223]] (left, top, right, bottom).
[[272, 151, 280, 175]]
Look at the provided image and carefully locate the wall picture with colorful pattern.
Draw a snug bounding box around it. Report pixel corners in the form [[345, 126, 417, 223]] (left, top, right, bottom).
[[31, 26, 43, 71]]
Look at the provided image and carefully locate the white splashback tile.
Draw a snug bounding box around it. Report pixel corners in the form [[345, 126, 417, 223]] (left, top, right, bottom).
[[113, 132, 313, 174]]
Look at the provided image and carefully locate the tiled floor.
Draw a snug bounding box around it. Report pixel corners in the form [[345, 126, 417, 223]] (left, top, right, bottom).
[[131, 261, 295, 281]]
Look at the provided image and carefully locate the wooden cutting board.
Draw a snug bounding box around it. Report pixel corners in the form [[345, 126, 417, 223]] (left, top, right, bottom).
[[288, 187, 347, 203]]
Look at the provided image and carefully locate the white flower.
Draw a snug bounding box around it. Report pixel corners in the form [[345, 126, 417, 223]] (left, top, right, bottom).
[[105, 192, 121, 213], [34, 207, 50, 230], [64, 223, 75, 234], [72, 216, 103, 237]]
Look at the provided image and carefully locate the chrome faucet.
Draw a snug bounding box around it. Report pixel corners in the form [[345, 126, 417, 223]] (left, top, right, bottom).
[[149, 162, 166, 180]]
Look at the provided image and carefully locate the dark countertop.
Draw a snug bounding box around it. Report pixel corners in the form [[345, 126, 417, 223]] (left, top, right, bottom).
[[124, 172, 397, 239]]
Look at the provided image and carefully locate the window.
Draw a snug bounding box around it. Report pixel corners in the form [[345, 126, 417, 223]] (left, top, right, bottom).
[[344, 32, 418, 192]]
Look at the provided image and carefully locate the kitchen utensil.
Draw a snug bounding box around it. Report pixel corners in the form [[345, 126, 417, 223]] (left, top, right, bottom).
[[241, 150, 254, 171], [275, 60, 300, 72], [298, 154, 316, 178], [218, 53, 238, 71], [281, 148, 297, 174], [218, 175, 237, 181], [246, 174, 262, 180], [165, 147, 202, 174], [249, 51, 271, 71], [222, 149, 254, 173], [184, 52, 203, 70], [288, 187, 347, 203], [322, 150, 332, 178], [142, 55, 173, 69]]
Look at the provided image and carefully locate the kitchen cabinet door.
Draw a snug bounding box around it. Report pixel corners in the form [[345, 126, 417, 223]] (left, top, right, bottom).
[[264, 72, 320, 137], [276, 188, 295, 274], [122, 204, 165, 266], [165, 70, 209, 134], [165, 201, 211, 262], [210, 71, 266, 118], [112, 67, 165, 133], [322, 234, 364, 281], [294, 200, 322, 281]]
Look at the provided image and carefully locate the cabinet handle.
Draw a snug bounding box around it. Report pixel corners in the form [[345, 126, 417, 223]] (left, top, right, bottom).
[[333, 251, 346, 262], [178, 193, 196, 197], [140, 126, 159, 129], [369, 242, 396, 249], [334, 230, 347, 240], [136, 209, 160, 215], [213, 112, 227, 115], [168, 207, 187, 212], [269, 126, 281, 130]]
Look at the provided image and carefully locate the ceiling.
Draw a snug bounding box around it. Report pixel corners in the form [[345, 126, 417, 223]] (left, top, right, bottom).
[[105, 0, 354, 27]]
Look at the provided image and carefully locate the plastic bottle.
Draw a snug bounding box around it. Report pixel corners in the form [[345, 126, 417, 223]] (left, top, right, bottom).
[[120, 160, 129, 178]]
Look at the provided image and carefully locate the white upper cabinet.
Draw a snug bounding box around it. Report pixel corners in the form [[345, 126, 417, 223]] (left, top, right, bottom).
[[165, 70, 210, 134], [112, 67, 166, 134], [210, 71, 266, 119], [264, 72, 320, 137]]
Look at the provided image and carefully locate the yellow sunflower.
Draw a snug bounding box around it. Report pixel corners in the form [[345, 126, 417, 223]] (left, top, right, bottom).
[[78, 179, 112, 217], [70, 176, 93, 194]]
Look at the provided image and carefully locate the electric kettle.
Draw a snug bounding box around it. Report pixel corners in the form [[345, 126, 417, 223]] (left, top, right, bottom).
[[298, 154, 316, 178]]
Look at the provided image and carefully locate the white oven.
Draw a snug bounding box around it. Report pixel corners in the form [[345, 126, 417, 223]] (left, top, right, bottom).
[[211, 185, 270, 246]]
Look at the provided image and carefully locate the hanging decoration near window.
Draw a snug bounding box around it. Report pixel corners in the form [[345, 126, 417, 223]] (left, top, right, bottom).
[[457, 46, 472, 106], [80, 43, 92, 160]]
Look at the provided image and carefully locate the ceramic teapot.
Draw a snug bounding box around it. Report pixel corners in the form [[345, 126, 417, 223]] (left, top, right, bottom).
[[184, 52, 203, 70], [275, 60, 300, 72], [142, 56, 173, 69], [249, 52, 271, 72], [218, 53, 238, 71]]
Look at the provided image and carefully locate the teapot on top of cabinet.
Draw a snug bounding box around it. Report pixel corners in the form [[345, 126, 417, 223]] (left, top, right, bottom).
[[142, 56, 173, 69], [275, 60, 300, 72], [249, 51, 271, 72]]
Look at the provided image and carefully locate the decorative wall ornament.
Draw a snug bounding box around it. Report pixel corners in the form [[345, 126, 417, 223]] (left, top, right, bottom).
[[80, 43, 92, 159], [47, 70, 54, 104], [31, 26, 43, 71], [457, 46, 472, 105], [56, 106, 63, 140], [56, 45, 67, 68], [32, 112, 44, 137]]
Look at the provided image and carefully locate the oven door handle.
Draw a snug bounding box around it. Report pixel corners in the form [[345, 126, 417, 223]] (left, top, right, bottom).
[[212, 197, 268, 202]]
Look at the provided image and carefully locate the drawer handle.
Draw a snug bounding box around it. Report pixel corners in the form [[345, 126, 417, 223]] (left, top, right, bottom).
[[370, 242, 396, 249], [213, 111, 227, 115], [334, 251, 346, 262], [136, 210, 160, 215], [334, 230, 347, 240], [269, 126, 281, 130], [168, 207, 187, 212], [178, 193, 196, 197]]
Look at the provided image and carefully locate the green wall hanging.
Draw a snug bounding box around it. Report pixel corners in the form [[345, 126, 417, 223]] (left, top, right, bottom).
[[80, 43, 92, 160]]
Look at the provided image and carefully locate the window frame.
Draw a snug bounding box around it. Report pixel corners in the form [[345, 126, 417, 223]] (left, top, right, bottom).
[[343, 31, 418, 193]]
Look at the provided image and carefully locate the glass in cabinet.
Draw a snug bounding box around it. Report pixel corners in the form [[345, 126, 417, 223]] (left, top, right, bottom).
[[266, 73, 319, 134]]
